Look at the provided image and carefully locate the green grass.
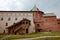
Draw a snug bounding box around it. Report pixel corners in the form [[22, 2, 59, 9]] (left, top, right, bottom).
[[1, 32, 60, 40], [0, 35, 6, 38], [34, 37, 60, 40]]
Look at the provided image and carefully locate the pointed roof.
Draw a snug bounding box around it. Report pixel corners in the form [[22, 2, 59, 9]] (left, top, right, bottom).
[[6, 18, 30, 29], [31, 5, 40, 11]]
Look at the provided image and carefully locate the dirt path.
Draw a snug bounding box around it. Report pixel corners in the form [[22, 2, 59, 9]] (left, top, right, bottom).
[[14, 36, 60, 40], [0, 36, 60, 40], [0, 35, 11, 40]]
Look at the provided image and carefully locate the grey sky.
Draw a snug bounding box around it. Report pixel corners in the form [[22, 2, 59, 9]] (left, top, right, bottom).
[[0, 0, 60, 18]]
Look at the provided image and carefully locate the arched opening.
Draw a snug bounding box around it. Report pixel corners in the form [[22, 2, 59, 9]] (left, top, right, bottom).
[[26, 29, 28, 33], [49, 30, 52, 32], [36, 24, 42, 32]]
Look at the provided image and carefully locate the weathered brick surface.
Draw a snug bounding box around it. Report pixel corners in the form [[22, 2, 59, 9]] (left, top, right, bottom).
[[57, 19, 60, 31], [0, 11, 60, 34], [33, 11, 60, 32]]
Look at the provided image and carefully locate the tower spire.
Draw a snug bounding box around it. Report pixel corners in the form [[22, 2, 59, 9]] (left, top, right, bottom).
[[31, 5, 40, 11]]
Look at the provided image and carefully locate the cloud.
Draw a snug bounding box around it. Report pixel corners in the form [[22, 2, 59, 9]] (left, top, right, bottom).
[[37, 0, 60, 18], [0, 0, 25, 11], [0, 0, 60, 18], [0, 0, 37, 11]]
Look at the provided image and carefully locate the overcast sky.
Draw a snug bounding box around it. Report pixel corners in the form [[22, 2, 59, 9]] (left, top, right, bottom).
[[0, 0, 60, 18]]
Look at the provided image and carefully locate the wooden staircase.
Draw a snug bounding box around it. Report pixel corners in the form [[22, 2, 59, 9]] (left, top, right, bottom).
[[14, 24, 30, 33]]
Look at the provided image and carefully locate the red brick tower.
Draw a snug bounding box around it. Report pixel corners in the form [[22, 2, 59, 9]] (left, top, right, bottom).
[[31, 5, 59, 32], [31, 5, 44, 32], [57, 19, 60, 31]]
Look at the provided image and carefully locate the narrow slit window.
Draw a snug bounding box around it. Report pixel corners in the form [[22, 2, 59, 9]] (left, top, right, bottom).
[[6, 23, 8, 26], [1, 18, 3, 21], [8, 18, 10, 21], [15, 18, 17, 20]]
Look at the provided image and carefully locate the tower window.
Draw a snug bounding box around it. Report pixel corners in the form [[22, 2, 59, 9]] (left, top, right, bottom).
[[37, 8, 39, 10], [1, 18, 3, 21], [8, 18, 10, 21], [37, 24, 40, 27], [6, 23, 8, 26]]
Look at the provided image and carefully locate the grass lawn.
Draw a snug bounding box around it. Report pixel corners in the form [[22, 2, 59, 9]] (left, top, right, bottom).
[[0, 32, 60, 40], [34, 37, 60, 40], [0, 35, 6, 38]]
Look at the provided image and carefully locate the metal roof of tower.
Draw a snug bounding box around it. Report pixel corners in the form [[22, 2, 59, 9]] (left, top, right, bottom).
[[31, 5, 40, 11], [43, 13, 56, 16]]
